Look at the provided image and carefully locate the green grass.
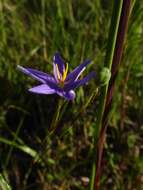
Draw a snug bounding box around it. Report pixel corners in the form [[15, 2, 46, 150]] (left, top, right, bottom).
[[0, 0, 143, 189]]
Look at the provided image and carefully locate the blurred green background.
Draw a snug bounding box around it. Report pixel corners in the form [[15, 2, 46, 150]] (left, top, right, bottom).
[[0, 0, 143, 189]]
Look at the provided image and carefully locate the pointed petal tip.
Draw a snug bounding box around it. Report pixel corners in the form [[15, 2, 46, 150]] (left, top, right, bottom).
[[66, 59, 92, 82], [64, 71, 95, 91], [53, 52, 65, 79], [17, 65, 24, 71], [53, 52, 61, 61], [17, 65, 30, 75]]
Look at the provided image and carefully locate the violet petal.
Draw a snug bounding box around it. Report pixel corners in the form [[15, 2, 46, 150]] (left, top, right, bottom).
[[64, 71, 95, 91], [17, 65, 55, 83], [53, 52, 65, 80], [66, 60, 91, 82], [29, 84, 56, 94], [56, 90, 75, 101], [17, 65, 61, 90]]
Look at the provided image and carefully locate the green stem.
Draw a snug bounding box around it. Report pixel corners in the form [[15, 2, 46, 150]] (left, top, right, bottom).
[[49, 98, 64, 134], [90, 1, 123, 190], [41, 0, 47, 60], [0, 0, 7, 45], [5, 117, 24, 168], [73, 89, 98, 122], [0, 137, 41, 162], [60, 89, 98, 138]]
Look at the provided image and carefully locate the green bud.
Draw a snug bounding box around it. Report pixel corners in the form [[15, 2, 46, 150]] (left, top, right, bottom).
[[100, 67, 111, 86]]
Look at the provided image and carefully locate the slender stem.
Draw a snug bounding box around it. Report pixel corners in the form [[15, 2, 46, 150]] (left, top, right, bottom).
[[41, 0, 47, 60], [95, 0, 123, 140], [49, 98, 64, 134], [5, 118, 24, 168], [92, 0, 134, 190], [0, 0, 6, 45], [73, 89, 98, 121], [90, 1, 123, 190], [60, 89, 98, 137]]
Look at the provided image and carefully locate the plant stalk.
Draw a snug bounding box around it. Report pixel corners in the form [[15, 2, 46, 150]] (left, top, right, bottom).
[[90, 1, 123, 189], [49, 98, 64, 134], [90, 0, 133, 190]]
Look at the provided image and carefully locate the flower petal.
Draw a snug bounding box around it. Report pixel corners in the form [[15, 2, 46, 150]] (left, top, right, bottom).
[[64, 71, 95, 91], [57, 90, 75, 101], [66, 60, 91, 82], [17, 65, 55, 83], [17, 65, 61, 91], [53, 52, 65, 81], [29, 84, 56, 94]]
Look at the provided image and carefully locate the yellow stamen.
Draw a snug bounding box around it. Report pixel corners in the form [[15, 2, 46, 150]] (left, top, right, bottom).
[[56, 64, 61, 80], [62, 63, 68, 81]]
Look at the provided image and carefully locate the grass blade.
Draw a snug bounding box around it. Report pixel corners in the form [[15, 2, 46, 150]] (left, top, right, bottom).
[[0, 174, 12, 190]]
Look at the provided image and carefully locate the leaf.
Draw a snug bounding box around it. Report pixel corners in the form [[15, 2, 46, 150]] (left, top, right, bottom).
[[0, 174, 12, 190], [0, 137, 40, 164]]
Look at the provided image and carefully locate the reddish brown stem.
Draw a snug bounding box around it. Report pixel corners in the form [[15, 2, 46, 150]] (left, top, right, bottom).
[[95, 0, 132, 189]]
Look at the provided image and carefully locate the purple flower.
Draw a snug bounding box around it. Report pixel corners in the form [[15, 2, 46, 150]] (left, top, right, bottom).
[[17, 53, 95, 100]]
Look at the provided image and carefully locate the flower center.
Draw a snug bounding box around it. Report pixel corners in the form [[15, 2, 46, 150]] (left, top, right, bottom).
[[56, 63, 68, 85]]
